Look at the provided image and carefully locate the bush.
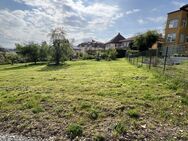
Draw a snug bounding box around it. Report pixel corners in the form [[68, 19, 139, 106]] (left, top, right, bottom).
[[95, 52, 101, 61], [66, 123, 83, 139], [116, 49, 126, 58], [106, 48, 117, 61], [127, 109, 140, 119], [82, 53, 95, 60]]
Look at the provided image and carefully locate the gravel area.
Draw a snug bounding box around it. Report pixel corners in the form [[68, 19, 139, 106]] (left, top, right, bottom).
[[0, 134, 53, 141]]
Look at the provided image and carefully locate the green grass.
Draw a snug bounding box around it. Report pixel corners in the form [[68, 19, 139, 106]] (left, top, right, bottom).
[[0, 59, 188, 140]]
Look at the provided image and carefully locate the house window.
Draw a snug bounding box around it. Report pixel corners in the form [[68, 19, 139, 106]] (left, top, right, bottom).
[[182, 19, 187, 28], [180, 34, 185, 43], [186, 36, 188, 42], [168, 19, 178, 28], [167, 33, 176, 42]]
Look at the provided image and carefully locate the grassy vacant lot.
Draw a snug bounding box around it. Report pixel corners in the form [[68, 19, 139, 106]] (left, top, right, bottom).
[[0, 59, 188, 140]]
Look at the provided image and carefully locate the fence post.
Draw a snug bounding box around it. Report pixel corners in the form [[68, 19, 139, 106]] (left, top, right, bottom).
[[149, 50, 152, 69], [163, 47, 168, 73], [137, 54, 139, 66]]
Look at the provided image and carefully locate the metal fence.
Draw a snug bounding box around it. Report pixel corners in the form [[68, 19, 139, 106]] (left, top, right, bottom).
[[127, 46, 188, 83]]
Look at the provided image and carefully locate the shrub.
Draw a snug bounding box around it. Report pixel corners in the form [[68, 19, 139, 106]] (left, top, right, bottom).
[[106, 48, 117, 61], [82, 53, 95, 60], [66, 123, 83, 139], [89, 110, 99, 120], [127, 109, 140, 119], [95, 52, 101, 61], [116, 49, 126, 58], [113, 122, 127, 135]]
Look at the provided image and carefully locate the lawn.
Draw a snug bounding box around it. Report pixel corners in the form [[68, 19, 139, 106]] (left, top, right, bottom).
[[0, 59, 187, 140]]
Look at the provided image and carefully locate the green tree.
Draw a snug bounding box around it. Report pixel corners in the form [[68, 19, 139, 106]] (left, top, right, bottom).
[[16, 43, 40, 64], [39, 41, 49, 61], [0, 52, 6, 64], [49, 28, 73, 65], [144, 30, 159, 50], [5, 52, 19, 65], [133, 30, 160, 51], [134, 34, 146, 51]]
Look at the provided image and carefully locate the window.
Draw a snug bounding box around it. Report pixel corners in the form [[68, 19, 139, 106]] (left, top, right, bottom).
[[186, 36, 188, 42], [180, 34, 185, 43], [166, 33, 176, 42], [182, 19, 187, 28], [168, 19, 178, 28]]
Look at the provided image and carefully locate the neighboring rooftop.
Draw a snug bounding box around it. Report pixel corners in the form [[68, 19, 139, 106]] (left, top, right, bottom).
[[78, 40, 104, 48], [106, 33, 126, 44], [180, 4, 188, 11], [119, 36, 136, 43], [168, 4, 188, 14]]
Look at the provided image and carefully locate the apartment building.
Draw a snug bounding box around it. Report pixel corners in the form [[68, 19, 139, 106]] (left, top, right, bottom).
[[165, 4, 188, 51]]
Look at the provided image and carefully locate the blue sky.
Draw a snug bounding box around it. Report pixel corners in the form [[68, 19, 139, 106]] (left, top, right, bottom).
[[0, 0, 187, 48]]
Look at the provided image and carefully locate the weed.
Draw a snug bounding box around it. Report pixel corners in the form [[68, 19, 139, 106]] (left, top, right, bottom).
[[66, 123, 83, 139], [181, 97, 188, 105], [127, 109, 140, 119], [80, 102, 91, 109], [113, 122, 127, 135], [32, 106, 44, 114], [93, 134, 105, 141], [144, 93, 156, 101]]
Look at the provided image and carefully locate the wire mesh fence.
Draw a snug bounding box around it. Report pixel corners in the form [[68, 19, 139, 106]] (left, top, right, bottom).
[[126, 45, 188, 83]]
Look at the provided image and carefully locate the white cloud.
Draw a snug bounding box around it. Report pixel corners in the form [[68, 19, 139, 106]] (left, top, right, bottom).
[[125, 9, 140, 15], [137, 16, 166, 25], [0, 0, 123, 48], [151, 8, 158, 12], [147, 16, 166, 23], [137, 19, 147, 24], [172, 1, 185, 7]]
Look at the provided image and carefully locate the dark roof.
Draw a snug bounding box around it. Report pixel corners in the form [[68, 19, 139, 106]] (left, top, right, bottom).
[[119, 36, 136, 43], [168, 10, 181, 15], [180, 4, 188, 11], [78, 40, 104, 48], [73, 46, 81, 50], [168, 4, 188, 14], [106, 33, 125, 44]]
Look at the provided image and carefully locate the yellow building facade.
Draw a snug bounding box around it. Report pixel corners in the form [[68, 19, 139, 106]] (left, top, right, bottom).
[[165, 4, 188, 53]]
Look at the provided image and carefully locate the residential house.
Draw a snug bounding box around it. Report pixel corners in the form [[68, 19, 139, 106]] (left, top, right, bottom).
[[165, 4, 188, 54], [119, 37, 135, 48], [72, 46, 81, 53], [78, 40, 105, 53], [105, 33, 126, 50]]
